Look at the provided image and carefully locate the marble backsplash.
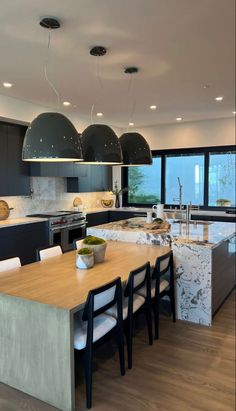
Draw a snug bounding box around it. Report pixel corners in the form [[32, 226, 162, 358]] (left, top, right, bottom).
[[1, 177, 113, 218]]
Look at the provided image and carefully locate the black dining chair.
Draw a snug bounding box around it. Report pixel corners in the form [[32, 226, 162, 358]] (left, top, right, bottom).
[[0, 256, 21, 272], [137, 250, 176, 339], [106, 262, 153, 369], [74, 277, 125, 409], [36, 244, 63, 261]]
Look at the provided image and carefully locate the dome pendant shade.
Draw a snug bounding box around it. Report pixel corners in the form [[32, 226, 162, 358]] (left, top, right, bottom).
[[80, 124, 123, 165], [22, 112, 83, 162], [119, 132, 152, 166]]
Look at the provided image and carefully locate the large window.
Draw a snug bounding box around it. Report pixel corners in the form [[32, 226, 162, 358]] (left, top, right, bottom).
[[123, 145, 236, 209], [127, 157, 161, 204], [208, 151, 236, 206], [165, 154, 204, 206]]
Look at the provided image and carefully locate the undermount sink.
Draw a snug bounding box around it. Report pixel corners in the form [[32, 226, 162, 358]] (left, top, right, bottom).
[[173, 220, 212, 225]]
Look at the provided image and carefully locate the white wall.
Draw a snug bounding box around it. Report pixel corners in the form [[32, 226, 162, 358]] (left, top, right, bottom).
[[135, 117, 235, 150], [112, 117, 236, 193], [0, 94, 123, 135]]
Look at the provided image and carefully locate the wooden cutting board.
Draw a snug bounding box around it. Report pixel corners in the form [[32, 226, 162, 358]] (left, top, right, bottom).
[[0, 200, 10, 220]]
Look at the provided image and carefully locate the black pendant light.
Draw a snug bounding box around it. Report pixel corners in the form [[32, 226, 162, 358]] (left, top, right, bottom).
[[119, 132, 152, 166], [79, 46, 123, 165], [120, 67, 152, 166], [22, 18, 83, 162], [22, 112, 83, 161], [80, 124, 123, 164]]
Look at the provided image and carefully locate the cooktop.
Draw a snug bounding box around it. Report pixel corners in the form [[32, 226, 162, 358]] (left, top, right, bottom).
[[27, 211, 82, 218]]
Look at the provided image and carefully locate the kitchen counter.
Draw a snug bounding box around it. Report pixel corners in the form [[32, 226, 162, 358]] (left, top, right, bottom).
[[85, 206, 236, 219], [0, 217, 48, 228], [87, 218, 235, 248], [88, 218, 236, 326]]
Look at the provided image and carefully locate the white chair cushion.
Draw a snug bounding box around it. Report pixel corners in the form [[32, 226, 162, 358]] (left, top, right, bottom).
[[106, 294, 145, 320], [137, 279, 169, 298], [74, 313, 117, 350]]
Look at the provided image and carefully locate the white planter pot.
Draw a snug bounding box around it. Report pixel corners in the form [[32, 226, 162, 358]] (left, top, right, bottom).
[[76, 253, 94, 269], [82, 242, 107, 263]]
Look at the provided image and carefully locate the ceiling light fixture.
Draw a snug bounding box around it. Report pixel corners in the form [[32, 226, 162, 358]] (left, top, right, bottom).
[[232, 111, 236, 115], [79, 46, 123, 165], [63, 101, 71, 106], [22, 18, 83, 162], [176, 117, 183, 121], [150, 105, 157, 110], [3, 82, 13, 88], [119, 67, 152, 166], [215, 96, 223, 101]]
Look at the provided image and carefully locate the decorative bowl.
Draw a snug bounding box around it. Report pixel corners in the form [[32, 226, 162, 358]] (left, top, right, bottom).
[[101, 199, 114, 208]]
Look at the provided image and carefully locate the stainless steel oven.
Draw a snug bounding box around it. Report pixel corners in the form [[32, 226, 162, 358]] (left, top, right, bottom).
[[27, 211, 87, 251], [49, 222, 86, 251]]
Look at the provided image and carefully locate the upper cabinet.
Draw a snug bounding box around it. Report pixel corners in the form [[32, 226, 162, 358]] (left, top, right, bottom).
[[0, 122, 30, 196], [67, 164, 112, 193]]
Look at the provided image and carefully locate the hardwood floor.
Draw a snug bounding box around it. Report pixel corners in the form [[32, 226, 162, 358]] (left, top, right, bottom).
[[1, 290, 235, 411]]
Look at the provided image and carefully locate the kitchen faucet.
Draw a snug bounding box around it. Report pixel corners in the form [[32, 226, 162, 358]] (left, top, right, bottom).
[[173, 177, 183, 210]]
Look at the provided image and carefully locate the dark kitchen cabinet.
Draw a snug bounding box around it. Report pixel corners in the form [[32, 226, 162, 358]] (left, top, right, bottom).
[[0, 221, 49, 265], [30, 162, 75, 177], [86, 210, 147, 227], [0, 122, 30, 196], [86, 212, 109, 227], [108, 210, 146, 222], [67, 165, 112, 193], [0, 124, 9, 196], [191, 214, 235, 223]]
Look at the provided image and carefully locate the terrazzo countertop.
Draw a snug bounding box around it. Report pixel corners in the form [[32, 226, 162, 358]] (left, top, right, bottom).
[[0, 217, 48, 229], [87, 217, 236, 248]]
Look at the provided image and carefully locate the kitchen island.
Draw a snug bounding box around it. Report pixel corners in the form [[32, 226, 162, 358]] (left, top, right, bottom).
[[88, 218, 236, 326]]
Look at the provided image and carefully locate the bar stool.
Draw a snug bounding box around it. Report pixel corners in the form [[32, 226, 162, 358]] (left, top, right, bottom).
[[0, 256, 21, 272], [74, 277, 125, 409], [106, 262, 153, 369], [36, 245, 63, 261], [137, 250, 176, 339]]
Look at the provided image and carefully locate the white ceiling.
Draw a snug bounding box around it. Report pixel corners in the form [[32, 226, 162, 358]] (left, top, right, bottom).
[[0, 0, 235, 128]]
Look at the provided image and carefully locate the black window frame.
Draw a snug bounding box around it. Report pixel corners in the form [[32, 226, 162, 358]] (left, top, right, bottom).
[[122, 145, 236, 210]]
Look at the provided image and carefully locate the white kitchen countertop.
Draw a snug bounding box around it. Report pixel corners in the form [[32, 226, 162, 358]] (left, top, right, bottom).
[[0, 217, 48, 229]]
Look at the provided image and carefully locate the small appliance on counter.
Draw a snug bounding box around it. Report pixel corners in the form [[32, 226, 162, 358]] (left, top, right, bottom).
[[26, 211, 86, 251]]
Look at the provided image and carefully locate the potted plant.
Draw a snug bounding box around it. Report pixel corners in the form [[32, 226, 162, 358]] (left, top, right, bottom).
[[76, 248, 94, 269], [112, 180, 128, 208], [82, 236, 107, 263], [216, 198, 231, 207]]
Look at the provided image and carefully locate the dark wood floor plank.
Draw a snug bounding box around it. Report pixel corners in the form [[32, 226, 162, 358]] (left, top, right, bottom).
[[1, 290, 235, 411]]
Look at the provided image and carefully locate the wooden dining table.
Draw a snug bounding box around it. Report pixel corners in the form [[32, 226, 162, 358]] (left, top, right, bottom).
[[0, 241, 169, 411]]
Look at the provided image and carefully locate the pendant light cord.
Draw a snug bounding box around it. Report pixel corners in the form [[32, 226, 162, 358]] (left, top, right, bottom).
[[126, 73, 136, 132], [90, 56, 104, 124], [44, 30, 61, 111]]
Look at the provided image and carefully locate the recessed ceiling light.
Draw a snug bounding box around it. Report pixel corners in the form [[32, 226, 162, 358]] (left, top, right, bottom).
[[96, 112, 103, 117], [63, 101, 71, 106], [176, 117, 183, 121], [203, 84, 210, 89], [3, 82, 13, 88], [150, 105, 157, 110], [215, 96, 223, 101], [232, 111, 236, 115], [129, 122, 134, 126]]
